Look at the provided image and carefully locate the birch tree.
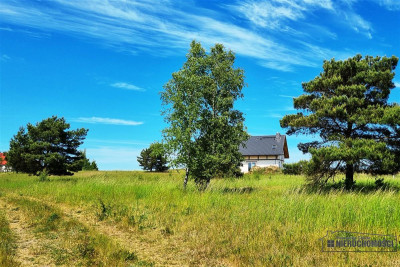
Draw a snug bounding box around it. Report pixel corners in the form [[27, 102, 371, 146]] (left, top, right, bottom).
[[161, 41, 248, 189]]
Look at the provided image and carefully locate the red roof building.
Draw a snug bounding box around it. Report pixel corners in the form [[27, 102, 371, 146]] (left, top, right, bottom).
[[0, 153, 7, 166]]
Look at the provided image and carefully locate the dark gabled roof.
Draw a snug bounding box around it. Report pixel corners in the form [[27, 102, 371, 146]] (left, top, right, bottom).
[[239, 134, 289, 158]]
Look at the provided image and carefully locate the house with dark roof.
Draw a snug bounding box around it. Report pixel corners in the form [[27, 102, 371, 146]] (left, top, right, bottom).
[[239, 133, 289, 173]]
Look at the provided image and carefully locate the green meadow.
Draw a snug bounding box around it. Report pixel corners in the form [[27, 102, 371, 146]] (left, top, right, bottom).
[[0, 171, 399, 266]]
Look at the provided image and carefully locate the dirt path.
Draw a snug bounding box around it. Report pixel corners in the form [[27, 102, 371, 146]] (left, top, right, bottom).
[[0, 198, 56, 267], [60, 205, 187, 266], [8, 194, 198, 266]]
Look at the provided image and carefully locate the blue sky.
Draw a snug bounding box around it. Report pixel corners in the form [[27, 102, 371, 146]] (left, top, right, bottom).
[[0, 0, 399, 170]]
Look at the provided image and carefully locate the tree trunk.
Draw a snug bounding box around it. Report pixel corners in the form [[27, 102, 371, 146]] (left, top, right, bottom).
[[345, 163, 354, 190], [183, 168, 189, 189], [205, 177, 211, 189]]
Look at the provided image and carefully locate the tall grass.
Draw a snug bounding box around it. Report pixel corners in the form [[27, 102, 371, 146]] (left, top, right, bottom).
[[5, 196, 146, 266], [0, 171, 399, 266], [0, 210, 18, 266]]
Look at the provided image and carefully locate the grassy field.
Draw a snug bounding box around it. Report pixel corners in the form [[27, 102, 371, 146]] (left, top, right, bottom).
[[0, 171, 399, 266]]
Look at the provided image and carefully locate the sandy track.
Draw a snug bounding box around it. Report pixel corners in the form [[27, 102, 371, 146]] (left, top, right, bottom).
[[59, 205, 188, 266], [0, 198, 56, 267], [7, 194, 195, 266]]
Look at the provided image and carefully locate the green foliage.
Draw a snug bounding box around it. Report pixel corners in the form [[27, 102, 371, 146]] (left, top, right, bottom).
[[137, 142, 169, 172], [80, 151, 98, 171], [280, 55, 400, 188], [161, 40, 249, 189], [374, 177, 385, 188], [96, 199, 113, 221], [0, 211, 18, 266], [282, 160, 309, 175], [7, 116, 88, 175], [38, 169, 50, 182]]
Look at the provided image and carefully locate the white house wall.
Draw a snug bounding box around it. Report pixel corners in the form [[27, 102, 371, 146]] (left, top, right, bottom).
[[240, 158, 284, 173]]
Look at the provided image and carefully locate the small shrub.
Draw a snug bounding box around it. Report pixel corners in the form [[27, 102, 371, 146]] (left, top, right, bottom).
[[282, 160, 308, 175], [222, 187, 255, 194], [96, 199, 112, 221], [127, 215, 136, 226], [161, 226, 173, 236], [47, 213, 60, 223], [112, 249, 137, 262], [250, 166, 280, 175], [251, 166, 264, 175], [76, 237, 97, 259], [264, 165, 280, 174], [375, 177, 385, 188], [38, 169, 49, 182]]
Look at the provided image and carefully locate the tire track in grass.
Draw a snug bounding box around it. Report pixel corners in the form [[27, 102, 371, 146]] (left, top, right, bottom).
[[14, 194, 223, 266], [42, 200, 187, 266], [0, 198, 56, 266], [5, 195, 148, 267]]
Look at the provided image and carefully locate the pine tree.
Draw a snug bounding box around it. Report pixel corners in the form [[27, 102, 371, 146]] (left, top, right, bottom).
[[7, 116, 88, 175], [281, 55, 399, 189]]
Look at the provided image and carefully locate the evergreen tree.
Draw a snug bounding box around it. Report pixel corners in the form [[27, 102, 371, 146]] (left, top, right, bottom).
[[280, 55, 399, 189], [80, 150, 99, 171], [137, 142, 169, 172], [7, 116, 88, 175]]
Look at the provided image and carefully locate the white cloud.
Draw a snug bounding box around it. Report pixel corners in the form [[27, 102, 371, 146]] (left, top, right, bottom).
[[232, 0, 333, 29], [342, 12, 372, 38], [264, 113, 284, 118], [74, 117, 143, 126], [233, 0, 373, 39], [111, 82, 144, 91], [0, 0, 361, 71], [279, 94, 296, 98], [377, 0, 400, 10], [395, 82, 400, 88]]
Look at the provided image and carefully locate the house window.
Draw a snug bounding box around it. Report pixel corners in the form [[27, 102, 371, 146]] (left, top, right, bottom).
[[248, 162, 256, 171], [272, 144, 277, 149]]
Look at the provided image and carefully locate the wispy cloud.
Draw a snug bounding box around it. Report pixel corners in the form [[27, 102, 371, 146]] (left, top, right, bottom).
[[232, 0, 373, 39], [395, 82, 400, 88], [231, 0, 333, 30], [111, 82, 144, 91], [1, 54, 10, 62], [0, 0, 372, 71], [377, 0, 400, 10], [279, 94, 296, 98], [341, 11, 372, 39], [264, 113, 284, 118], [74, 117, 143, 126]]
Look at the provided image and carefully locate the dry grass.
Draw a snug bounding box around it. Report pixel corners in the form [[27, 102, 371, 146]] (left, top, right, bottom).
[[0, 171, 399, 266]]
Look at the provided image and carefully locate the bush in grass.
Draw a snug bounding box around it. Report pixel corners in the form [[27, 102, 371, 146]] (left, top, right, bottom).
[[282, 160, 309, 175], [251, 166, 280, 175], [38, 169, 49, 182]]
